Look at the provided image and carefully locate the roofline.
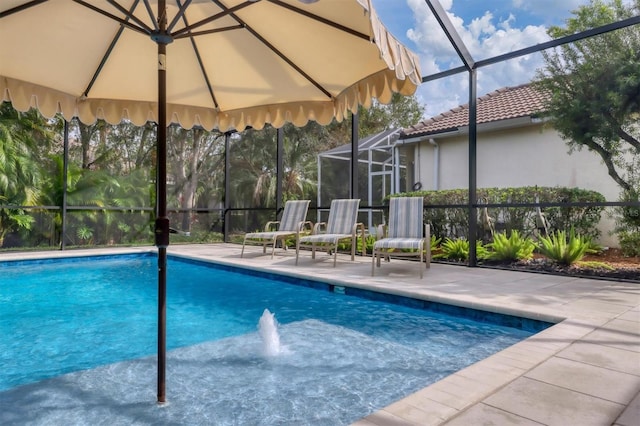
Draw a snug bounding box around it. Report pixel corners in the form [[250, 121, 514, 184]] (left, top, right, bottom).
[[399, 115, 548, 143]]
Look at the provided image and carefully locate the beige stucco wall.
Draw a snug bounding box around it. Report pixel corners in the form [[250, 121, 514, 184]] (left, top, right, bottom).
[[408, 122, 623, 247]]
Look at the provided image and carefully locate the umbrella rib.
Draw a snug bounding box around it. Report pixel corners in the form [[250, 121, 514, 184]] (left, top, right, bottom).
[[82, 0, 142, 97], [268, 0, 370, 41], [106, 0, 154, 34], [173, 24, 244, 39], [0, 0, 48, 19], [175, 1, 219, 109], [171, 1, 257, 39], [142, 0, 158, 32], [166, 0, 193, 33], [73, 0, 150, 36]]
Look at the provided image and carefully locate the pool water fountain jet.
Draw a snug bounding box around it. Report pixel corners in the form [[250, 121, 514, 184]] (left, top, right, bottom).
[[258, 309, 282, 357]]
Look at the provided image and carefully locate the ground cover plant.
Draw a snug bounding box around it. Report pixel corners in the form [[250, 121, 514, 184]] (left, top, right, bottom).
[[432, 234, 639, 282]]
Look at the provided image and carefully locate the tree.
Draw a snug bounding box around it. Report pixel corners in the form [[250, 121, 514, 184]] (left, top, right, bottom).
[[0, 102, 56, 246], [166, 125, 225, 231], [534, 0, 640, 192], [324, 92, 425, 149], [103, 121, 156, 172], [73, 120, 107, 170], [358, 92, 426, 136], [227, 126, 280, 208], [228, 93, 425, 206]]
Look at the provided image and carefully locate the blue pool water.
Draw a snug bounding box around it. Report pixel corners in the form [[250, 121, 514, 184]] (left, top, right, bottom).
[[0, 253, 551, 425]]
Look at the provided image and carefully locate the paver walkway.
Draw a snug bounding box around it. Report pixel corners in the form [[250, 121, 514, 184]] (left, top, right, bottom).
[[2, 244, 638, 425], [172, 244, 639, 426]]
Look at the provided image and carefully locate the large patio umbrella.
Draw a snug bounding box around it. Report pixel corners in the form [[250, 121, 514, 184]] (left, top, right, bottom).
[[0, 0, 421, 402]]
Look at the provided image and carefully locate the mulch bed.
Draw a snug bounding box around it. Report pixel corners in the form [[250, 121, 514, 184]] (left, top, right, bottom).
[[433, 247, 640, 282], [478, 258, 640, 282]]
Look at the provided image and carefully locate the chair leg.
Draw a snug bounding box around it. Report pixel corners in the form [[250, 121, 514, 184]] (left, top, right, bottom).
[[333, 243, 338, 267], [295, 240, 300, 265], [241, 238, 247, 258], [419, 244, 424, 279], [350, 236, 356, 261], [371, 250, 376, 276], [271, 239, 277, 259], [425, 228, 431, 269]]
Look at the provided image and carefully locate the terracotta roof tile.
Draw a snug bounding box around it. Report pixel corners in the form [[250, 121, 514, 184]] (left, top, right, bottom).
[[402, 83, 549, 138]]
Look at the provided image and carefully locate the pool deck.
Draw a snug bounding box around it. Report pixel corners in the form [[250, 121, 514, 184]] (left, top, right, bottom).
[[2, 244, 639, 425]]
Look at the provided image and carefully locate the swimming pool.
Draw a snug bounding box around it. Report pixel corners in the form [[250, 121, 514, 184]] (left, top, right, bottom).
[[0, 253, 551, 425]]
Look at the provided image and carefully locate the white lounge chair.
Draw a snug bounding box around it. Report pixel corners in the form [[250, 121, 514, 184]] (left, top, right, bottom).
[[295, 199, 364, 267], [241, 200, 311, 258], [372, 197, 430, 278]]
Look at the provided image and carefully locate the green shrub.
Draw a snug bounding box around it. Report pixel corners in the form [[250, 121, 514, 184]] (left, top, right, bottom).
[[613, 189, 640, 253], [336, 234, 375, 254], [430, 235, 441, 252], [540, 188, 606, 240], [357, 234, 377, 255], [537, 229, 590, 265], [434, 238, 488, 261], [76, 225, 94, 244], [229, 233, 245, 244], [585, 238, 604, 255], [619, 231, 640, 257], [435, 238, 467, 261], [619, 189, 640, 229], [389, 186, 605, 242], [487, 230, 536, 261], [476, 240, 490, 260]]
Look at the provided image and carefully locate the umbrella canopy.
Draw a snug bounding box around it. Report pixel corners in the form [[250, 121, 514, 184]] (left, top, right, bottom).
[[0, 0, 421, 131], [0, 0, 421, 404]]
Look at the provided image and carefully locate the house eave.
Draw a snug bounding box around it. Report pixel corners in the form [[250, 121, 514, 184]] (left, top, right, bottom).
[[399, 115, 549, 144]]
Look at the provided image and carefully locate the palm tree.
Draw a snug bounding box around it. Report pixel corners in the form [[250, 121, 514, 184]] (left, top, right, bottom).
[[0, 102, 55, 246]]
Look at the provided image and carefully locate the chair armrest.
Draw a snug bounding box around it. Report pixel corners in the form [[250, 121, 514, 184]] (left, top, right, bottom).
[[312, 222, 326, 234], [297, 221, 313, 233], [376, 224, 388, 239], [265, 221, 279, 231]]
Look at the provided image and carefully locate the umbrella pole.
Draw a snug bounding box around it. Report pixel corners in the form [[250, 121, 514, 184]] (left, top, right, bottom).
[[154, 0, 169, 405]]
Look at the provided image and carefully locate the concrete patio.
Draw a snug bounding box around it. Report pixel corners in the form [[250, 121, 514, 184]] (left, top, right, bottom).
[[1, 243, 638, 425]]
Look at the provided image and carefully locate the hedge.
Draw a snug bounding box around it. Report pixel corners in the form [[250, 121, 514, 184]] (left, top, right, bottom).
[[387, 186, 605, 241]]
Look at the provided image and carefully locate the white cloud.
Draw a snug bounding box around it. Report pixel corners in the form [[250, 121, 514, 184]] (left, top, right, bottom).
[[468, 12, 496, 40], [499, 14, 516, 31], [405, 0, 552, 118]]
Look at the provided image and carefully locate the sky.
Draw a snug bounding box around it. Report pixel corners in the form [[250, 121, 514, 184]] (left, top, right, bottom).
[[370, 0, 594, 118]]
